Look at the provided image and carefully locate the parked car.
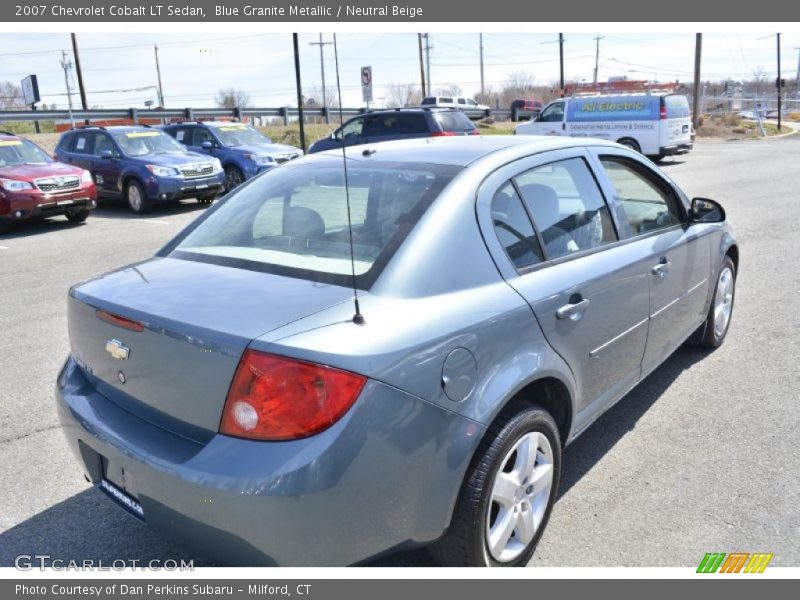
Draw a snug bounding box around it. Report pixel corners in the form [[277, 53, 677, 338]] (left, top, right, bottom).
[[510, 99, 544, 121], [161, 121, 303, 192], [55, 125, 225, 214], [57, 136, 737, 566], [0, 131, 96, 231], [420, 96, 490, 120], [516, 92, 693, 160], [308, 108, 478, 153]]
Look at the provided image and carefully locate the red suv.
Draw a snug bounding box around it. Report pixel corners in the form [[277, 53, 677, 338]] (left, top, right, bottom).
[[510, 99, 544, 121], [0, 132, 97, 231]]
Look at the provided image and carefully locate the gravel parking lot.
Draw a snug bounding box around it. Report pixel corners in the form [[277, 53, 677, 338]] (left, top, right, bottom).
[[1, 135, 798, 567]]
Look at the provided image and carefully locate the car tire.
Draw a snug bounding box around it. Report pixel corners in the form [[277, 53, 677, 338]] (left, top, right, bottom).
[[428, 404, 561, 567], [125, 180, 151, 214], [617, 137, 641, 153], [688, 255, 736, 348], [65, 208, 91, 223], [224, 166, 245, 192]]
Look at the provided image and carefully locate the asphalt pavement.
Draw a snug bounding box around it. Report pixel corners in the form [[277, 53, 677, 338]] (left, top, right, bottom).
[[1, 134, 798, 567]]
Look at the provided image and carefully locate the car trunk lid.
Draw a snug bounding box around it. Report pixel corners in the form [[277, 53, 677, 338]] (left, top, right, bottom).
[[68, 257, 352, 440]]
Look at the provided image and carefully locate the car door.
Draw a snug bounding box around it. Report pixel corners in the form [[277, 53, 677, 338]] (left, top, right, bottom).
[[61, 131, 95, 170], [338, 116, 366, 148], [593, 151, 711, 375], [397, 113, 430, 140], [170, 126, 195, 150], [90, 132, 122, 194], [478, 148, 651, 430], [191, 126, 218, 154], [532, 101, 567, 136]]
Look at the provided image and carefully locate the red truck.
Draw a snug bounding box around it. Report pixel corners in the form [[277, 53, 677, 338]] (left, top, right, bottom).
[[0, 131, 97, 232]]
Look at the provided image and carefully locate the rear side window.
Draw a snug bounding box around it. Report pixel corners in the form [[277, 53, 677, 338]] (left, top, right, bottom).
[[599, 157, 683, 234], [439, 97, 453, 104], [434, 112, 476, 133], [420, 97, 435, 105], [491, 182, 544, 270], [515, 158, 617, 260], [170, 127, 190, 144], [399, 114, 429, 134], [71, 133, 96, 155], [364, 114, 399, 137], [664, 95, 690, 119], [193, 127, 216, 146]]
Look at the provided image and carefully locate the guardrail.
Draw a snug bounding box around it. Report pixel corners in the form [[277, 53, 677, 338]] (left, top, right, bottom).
[[0, 106, 510, 125]]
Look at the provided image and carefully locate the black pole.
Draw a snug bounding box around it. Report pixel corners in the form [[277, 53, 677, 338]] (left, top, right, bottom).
[[31, 103, 40, 133], [70, 33, 90, 125], [777, 33, 782, 134], [692, 33, 702, 132], [293, 33, 306, 152], [559, 33, 565, 96]]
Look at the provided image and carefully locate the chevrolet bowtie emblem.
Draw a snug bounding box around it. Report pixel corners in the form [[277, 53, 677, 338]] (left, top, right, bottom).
[[105, 339, 130, 360]]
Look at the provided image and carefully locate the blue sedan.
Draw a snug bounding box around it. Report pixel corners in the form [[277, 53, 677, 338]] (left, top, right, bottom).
[[57, 136, 737, 566]]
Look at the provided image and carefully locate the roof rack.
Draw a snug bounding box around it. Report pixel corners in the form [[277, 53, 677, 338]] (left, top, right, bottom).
[[0, 130, 18, 136], [72, 125, 106, 130], [564, 80, 683, 97]]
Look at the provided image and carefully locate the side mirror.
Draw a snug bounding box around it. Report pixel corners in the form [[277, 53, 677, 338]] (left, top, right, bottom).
[[691, 197, 726, 223], [201, 141, 214, 150], [99, 150, 114, 160]]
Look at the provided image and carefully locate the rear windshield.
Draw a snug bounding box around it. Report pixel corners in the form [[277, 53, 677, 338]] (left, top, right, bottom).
[[434, 112, 477, 133], [664, 94, 690, 118], [169, 158, 460, 288]]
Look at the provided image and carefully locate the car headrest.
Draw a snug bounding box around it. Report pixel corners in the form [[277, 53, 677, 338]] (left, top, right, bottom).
[[518, 183, 560, 230], [283, 206, 325, 239]]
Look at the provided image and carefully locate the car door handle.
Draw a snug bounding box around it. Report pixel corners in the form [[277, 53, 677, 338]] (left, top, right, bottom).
[[652, 257, 672, 277], [556, 297, 591, 320]]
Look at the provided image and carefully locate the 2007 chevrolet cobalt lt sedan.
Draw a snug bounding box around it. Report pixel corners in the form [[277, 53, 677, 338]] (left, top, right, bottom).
[[57, 136, 738, 566]]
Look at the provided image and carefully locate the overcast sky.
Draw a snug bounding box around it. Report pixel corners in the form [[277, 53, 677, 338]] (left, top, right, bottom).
[[1, 32, 798, 109]]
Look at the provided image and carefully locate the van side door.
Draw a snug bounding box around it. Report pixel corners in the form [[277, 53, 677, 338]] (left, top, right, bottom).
[[531, 101, 567, 136]]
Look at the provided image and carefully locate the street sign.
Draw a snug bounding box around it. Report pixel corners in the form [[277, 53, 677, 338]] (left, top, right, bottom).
[[361, 66, 373, 103], [21, 75, 40, 106]]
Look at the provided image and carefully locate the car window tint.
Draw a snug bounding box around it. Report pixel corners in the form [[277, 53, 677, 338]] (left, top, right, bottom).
[[172, 128, 189, 144], [420, 97, 435, 105], [457, 98, 467, 105], [491, 182, 544, 270], [539, 102, 565, 122], [94, 134, 116, 156], [435, 111, 474, 132], [337, 118, 364, 140], [193, 127, 216, 146], [398, 114, 429, 134], [599, 157, 683, 234], [71, 133, 95, 155], [515, 157, 617, 260], [440, 97, 453, 104], [364, 114, 399, 137]]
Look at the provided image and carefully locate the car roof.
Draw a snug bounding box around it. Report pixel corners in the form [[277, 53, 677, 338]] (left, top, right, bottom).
[[0, 131, 23, 140], [68, 125, 156, 134], [314, 135, 621, 167]]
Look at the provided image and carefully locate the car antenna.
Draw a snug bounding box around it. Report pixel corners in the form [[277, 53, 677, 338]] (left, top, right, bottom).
[[333, 33, 365, 326]]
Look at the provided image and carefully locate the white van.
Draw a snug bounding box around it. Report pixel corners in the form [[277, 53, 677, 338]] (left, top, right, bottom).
[[420, 96, 490, 120], [515, 92, 693, 159]]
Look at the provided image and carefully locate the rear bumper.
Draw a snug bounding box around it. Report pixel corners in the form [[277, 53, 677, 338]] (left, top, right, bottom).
[[56, 356, 481, 566], [659, 143, 693, 156], [0, 186, 97, 223]]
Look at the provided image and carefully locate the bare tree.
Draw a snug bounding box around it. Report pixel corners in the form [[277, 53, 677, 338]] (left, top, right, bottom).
[[0, 82, 24, 110], [305, 85, 338, 109], [384, 82, 422, 107], [215, 87, 251, 109], [750, 66, 768, 96], [434, 84, 463, 97], [500, 70, 537, 106]]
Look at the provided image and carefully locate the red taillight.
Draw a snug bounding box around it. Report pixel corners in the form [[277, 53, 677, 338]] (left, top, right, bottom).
[[96, 309, 144, 332], [220, 350, 367, 441], [431, 131, 457, 137], [660, 104, 667, 120]]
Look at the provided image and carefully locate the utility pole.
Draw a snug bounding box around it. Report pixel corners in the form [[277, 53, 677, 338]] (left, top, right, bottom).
[[593, 35, 604, 84], [154, 45, 165, 107], [60, 50, 75, 128], [559, 33, 565, 95], [309, 34, 333, 113], [70, 33, 88, 120], [692, 33, 702, 132], [423, 34, 432, 92], [417, 33, 427, 97], [293, 33, 306, 152], [795, 46, 800, 99], [479, 33, 485, 98], [777, 33, 782, 133]]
